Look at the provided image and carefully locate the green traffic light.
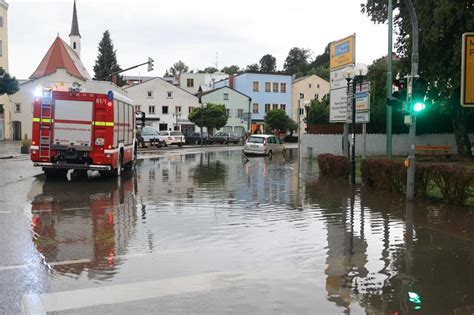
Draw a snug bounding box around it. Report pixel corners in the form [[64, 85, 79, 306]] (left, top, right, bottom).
[[413, 102, 426, 112]]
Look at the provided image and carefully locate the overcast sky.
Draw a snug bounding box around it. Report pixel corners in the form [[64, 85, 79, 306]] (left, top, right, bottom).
[[8, 0, 390, 79]]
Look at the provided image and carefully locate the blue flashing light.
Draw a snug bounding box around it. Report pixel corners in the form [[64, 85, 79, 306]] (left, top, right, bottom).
[[107, 90, 114, 101]]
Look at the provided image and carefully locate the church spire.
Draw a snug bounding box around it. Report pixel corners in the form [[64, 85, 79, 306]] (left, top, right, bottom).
[[69, 0, 80, 37], [69, 0, 81, 58]]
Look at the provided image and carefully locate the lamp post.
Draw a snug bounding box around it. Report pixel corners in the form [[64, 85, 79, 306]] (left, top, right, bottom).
[[343, 63, 368, 185]]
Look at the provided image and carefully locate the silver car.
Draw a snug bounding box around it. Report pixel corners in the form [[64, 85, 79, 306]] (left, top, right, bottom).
[[159, 131, 185, 147], [243, 134, 285, 158]]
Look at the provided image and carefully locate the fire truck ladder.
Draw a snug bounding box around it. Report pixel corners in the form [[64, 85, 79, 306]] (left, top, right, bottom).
[[39, 94, 53, 159]]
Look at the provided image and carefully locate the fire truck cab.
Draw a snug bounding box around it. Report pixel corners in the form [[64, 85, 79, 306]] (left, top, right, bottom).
[[31, 82, 136, 177]]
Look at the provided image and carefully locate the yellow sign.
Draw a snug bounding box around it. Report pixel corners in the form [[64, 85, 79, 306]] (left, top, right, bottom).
[[330, 35, 355, 70], [462, 33, 474, 106]]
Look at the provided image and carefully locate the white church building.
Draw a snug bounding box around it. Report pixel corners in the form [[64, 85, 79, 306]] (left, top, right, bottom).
[[5, 0, 92, 140]]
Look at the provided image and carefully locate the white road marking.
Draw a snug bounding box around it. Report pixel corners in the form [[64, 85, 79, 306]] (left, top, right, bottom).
[[22, 269, 298, 314]]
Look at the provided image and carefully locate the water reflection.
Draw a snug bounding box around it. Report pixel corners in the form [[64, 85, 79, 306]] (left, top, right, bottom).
[[29, 173, 137, 280], [23, 150, 474, 314]]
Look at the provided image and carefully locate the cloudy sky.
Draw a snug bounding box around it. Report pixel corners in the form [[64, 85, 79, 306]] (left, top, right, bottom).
[[8, 0, 390, 79]]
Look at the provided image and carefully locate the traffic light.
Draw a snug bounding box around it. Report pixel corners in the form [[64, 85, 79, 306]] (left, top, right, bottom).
[[412, 77, 427, 114], [147, 57, 154, 72], [387, 78, 407, 110]]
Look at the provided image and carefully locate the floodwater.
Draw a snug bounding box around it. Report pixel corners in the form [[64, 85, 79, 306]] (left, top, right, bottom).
[[2, 149, 474, 314]]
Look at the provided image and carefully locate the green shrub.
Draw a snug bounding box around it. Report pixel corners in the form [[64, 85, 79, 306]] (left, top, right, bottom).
[[429, 164, 474, 206], [361, 159, 474, 206], [361, 159, 405, 192], [317, 154, 350, 180]]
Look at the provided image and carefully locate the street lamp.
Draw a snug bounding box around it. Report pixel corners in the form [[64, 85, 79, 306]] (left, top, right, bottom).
[[343, 63, 368, 185]]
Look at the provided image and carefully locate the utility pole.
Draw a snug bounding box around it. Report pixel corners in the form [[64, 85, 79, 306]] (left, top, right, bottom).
[[404, 0, 419, 200], [386, 0, 393, 159]]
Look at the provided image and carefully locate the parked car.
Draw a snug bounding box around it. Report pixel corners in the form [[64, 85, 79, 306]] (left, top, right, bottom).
[[212, 132, 241, 144], [185, 132, 212, 145], [159, 130, 185, 147], [138, 126, 165, 148], [243, 134, 285, 158]]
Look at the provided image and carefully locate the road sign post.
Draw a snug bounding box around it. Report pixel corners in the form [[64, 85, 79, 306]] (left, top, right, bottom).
[[461, 33, 474, 107], [330, 34, 356, 157]]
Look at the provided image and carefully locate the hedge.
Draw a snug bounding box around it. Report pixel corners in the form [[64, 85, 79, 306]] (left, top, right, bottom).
[[317, 154, 350, 180], [361, 159, 474, 206]]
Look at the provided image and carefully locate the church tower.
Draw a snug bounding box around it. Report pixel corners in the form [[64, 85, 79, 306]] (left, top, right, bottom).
[[69, 0, 81, 58]]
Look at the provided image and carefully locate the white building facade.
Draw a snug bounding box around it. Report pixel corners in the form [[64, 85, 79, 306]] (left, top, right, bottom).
[[125, 77, 199, 134], [179, 72, 228, 94], [0, 0, 9, 140]]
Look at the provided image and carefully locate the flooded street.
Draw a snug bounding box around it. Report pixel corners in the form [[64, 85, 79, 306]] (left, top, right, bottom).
[[1, 148, 474, 314]]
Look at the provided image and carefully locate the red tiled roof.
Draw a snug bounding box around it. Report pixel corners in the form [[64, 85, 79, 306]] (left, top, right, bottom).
[[30, 36, 89, 80]]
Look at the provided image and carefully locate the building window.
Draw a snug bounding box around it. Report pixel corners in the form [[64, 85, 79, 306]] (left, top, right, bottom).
[[189, 107, 194, 114], [237, 109, 244, 118], [252, 103, 259, 113], [299, 93, 304, 99], [280, 83, 286, 93], [309, 83, 312, 88], [162, 106, 169, 114], [73, 42, 77, 49], [265, 104, 271, 113], [167, 91, 173, 99], [0, 16, 3, 27], [148, 105, 155, 114], [0, 40, 3, 57], [317, 84, 320, 88], [280, 104, 286, 111], [272, 104, 278, 110], [225, 109, 230, 117], [265, 82, 271, 92], [187, 78, 194, 87], [252, 81, 259, 92], [14, 103, 21, 113], [176, 106, 182, 114], [135, 105, 141, 112], [223, 93, 229, 100], [272, 82, 279, 92], [315, 94, 319, 100], [147, 91, 153, 98], [300, 108, 304, 115]]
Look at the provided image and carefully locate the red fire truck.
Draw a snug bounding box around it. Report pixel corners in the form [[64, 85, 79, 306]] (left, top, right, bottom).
[[31, 84, 136, 177]]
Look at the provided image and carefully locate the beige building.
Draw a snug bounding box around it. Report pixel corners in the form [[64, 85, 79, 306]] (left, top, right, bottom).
[[292, 74, 330, 134], [0, 0, 8, 140]]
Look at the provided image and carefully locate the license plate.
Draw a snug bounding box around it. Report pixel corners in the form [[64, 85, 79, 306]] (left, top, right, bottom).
[[251, 145, 258, 148]]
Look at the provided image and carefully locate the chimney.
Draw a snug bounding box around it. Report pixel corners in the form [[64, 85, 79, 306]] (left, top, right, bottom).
[[229, 75, 234, 88]]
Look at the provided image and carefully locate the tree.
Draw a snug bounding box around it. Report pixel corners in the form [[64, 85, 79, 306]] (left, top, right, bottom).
[[0, 68, 19, 96], [169, 60, 189, 76], [221, 65, 241, 75], [288, 119, 298, 136], [93, 30, 125, 85], [264, 109, 290, 133], [245, 64, 260, 72], [259, 54, 277, 72], [188, 103, 228, 134], [361, 0, 474, 155], [305, 95, 330, 125], [199, 67, 218, 74], [283, 47, 310, 74]]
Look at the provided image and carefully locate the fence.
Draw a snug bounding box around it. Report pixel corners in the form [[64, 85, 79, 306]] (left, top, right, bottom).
[[301, 133, 474, 158]]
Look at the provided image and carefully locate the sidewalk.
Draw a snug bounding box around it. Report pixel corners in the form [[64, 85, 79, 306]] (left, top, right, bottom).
[[0, 141, 25, 159]]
